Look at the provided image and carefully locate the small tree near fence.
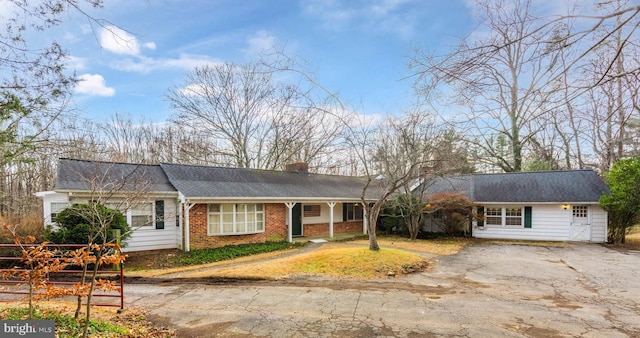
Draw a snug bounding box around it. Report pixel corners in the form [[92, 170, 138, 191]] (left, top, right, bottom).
[[1, 225, 125, 332]]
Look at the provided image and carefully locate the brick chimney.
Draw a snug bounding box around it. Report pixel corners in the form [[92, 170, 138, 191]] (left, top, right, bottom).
[[285, 162, 309, 173]]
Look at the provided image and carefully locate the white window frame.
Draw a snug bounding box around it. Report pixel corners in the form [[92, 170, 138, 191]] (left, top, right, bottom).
[[345, 203, 363, 221], [207, 203, 265, 236], [484, 206, 524, 228], [50, 202, 70, 222], [131, 203, 154, 227]]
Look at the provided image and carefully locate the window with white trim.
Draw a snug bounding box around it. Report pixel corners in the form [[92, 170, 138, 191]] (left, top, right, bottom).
[[485, 207, 502, 226], [505, 208, 522, 226], [208, 203, 265, 235], [131, 203, 153, 227], [50, 202, 70, 222], [573, 205, 588, 218], [484, 206, 524, 227], [345, 203, 363, 221]]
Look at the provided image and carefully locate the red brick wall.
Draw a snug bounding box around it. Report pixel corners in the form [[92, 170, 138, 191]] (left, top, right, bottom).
[[187, 203, 288, 250], [303, 221, 363, 236]]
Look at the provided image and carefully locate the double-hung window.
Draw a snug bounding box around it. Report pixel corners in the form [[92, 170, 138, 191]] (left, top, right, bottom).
[[50, 202, 70, 222], [485, 207, 502, 226], [344, 203, 363, 221], [131, 203, 153, 227], [480, 206, 531, 228], [208, 203, 265, 235]]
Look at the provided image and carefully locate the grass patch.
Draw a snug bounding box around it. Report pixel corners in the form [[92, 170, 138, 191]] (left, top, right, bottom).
[[125, 241, 303, 271], [0, 304, 173, 337], [186, 244, 428, 279], [621, 225, 640, 250], [349, 235, 473, 255]]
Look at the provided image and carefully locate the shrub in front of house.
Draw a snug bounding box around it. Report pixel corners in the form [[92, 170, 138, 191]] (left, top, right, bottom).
[[46, 204, 131, 246]]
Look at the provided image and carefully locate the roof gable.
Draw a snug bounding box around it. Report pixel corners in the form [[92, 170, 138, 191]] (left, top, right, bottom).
[[55, 158, 176, 193]]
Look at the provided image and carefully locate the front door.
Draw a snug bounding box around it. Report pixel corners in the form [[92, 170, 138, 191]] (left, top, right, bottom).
[[571, 205, 590, 241], [292, 203, 303, 237]]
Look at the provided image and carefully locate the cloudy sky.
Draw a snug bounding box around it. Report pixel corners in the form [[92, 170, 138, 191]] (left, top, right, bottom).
[[36, 0, 588, 122]]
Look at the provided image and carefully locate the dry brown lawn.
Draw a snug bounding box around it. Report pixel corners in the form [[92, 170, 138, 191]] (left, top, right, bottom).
[[350, 236, 473, 255], [181, 243, 428, 279]]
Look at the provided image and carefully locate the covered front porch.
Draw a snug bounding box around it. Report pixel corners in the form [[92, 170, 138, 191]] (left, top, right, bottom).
[[282, 200, 369, 243]]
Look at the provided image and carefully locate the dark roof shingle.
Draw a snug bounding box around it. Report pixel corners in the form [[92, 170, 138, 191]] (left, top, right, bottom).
[[418, 170, 609, 203], [55, 158, 176, 193], [159, 163, 377, 199]]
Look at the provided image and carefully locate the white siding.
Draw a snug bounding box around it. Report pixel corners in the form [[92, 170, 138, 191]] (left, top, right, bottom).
[[301, 203, 342, 224], [473, 204, 607, 243], [124, 199, 179, 252], [590, 205, 608, 243], [39, 192, 70, 226], [42, 196, 180, 252]]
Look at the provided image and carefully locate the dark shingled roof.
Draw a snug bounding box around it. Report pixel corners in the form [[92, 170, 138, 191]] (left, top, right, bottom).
[[55, 158, 176, 193], [159, 163, 377, 200], [53, 159, 377, 200], [418, 170, 609, 203]]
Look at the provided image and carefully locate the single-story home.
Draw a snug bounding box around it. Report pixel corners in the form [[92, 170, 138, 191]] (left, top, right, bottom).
[[37, 158, 379, 252], [415, 170, 610, 242]]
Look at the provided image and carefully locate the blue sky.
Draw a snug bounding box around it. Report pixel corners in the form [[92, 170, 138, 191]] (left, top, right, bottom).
[[40, 0, 474, 123]]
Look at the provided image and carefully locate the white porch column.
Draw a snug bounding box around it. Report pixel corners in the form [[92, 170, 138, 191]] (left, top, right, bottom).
[[363, 207, 368, 234], [183, 201, 195, 252], [327, 202, 336, 238], [285, 202, 296, 243]]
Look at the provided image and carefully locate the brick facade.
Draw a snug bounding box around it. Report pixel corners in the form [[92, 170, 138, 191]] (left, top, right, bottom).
[[186, 202, 364, 249], [302, 221, 363, 236], [187, 203, 288, 250]]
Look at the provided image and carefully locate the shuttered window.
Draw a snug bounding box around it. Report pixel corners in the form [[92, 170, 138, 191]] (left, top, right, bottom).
[[524, 206, 532, 228], [155, 200, 165, 229], [479, 206, 531, 228]]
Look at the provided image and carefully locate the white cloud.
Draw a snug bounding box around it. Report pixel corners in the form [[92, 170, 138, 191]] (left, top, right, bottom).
[[143, 42, 157, 50], [99, 25, 156, 57], [74, 74, 115, 97], [66, 55, 88, 71], [301, 0, 415, 37], [99, 25, 141, 56], [244, 30, 276, 56], [110, 54, 222, 73]]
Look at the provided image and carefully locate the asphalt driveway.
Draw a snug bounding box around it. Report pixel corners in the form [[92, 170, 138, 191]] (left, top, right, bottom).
[[125, 243, 640, 337]]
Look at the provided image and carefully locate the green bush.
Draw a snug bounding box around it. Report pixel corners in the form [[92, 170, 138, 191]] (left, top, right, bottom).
[[47, 204, 131, 246], [179, 241, 302, 266]]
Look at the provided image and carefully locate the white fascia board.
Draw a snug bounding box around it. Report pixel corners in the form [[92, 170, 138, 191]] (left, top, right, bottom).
[[34, 191, 58, 197]]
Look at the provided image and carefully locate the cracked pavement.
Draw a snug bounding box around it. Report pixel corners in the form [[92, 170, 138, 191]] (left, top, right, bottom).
[[125, 243, 640, 337]]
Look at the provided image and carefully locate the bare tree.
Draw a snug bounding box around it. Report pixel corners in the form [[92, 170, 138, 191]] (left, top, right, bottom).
[[167, 61, 345, 171], [411, 0, 562, 172], [347, 112, 441, 250]]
